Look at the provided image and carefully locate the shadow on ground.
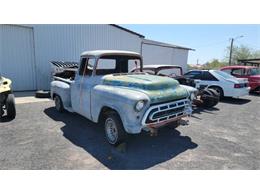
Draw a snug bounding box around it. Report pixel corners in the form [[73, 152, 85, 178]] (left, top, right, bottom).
[[249, 91, 260, 97], [192, 106, 219, 116], [220, 97, 251, 105], [44, 107, 198, 170]]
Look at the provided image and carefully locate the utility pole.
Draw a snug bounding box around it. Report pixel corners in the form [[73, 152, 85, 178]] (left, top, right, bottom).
[[228, 35, 244, 65], [229, 38, 234, 65]]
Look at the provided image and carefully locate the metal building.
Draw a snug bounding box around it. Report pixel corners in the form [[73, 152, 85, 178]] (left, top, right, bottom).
[[0, 24, 193, 91], [142, 39, 193, 73]]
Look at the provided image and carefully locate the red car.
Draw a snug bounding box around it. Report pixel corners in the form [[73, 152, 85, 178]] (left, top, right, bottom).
[[220, 66, 260, 92]]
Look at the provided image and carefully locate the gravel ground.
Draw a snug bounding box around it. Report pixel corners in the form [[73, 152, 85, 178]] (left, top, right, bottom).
[[0, 94, 259, 169]]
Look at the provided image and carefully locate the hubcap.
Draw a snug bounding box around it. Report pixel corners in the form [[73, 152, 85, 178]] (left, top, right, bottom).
[[55, 97, 61, 110], [105, 118, 118, 144], [213, 88, 220, 95]]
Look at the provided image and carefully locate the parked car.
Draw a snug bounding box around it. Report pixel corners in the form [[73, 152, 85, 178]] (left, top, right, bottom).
[[184, 70, 250, 98], [220, 66, 260, 92], [131, 65, 219, 108], [0, 76, 16, 119], [51, 50, 192, 145]]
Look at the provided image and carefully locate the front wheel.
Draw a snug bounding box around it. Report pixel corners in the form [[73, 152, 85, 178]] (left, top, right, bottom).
[[54, 95, 64, 112], [6, 94, 16, 119], [104, 112, 127, 146]]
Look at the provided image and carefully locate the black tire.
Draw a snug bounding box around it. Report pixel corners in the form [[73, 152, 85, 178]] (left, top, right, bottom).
[[253, 86, 260, 93], [209, 86, 224, 99], [200, 89, 216, 108], [207, 88, 220, 98], [6, 94, 16, 119], [207, 88, 220, 107], [104, 111, 127, 146], [202, 89, 219, 108], [35, 90, 51, 98], [54, 95, 64, 112], [0, 106, 4, 118]]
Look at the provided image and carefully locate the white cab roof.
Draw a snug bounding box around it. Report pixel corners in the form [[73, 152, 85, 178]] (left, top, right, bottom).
[[81, 50, 141, 57]]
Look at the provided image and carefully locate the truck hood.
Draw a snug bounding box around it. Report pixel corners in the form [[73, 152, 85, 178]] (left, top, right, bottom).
[[102, 74, 189, 104]]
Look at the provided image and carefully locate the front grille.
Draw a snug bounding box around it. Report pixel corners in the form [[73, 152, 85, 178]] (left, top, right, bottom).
[[142, 99, 190, 125]]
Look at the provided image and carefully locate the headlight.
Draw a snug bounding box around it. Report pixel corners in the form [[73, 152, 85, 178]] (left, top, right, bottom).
[[135, 100, 145, 112], [190, 92, 195, 101]]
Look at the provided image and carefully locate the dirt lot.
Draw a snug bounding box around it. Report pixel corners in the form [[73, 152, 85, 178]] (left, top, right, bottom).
[[0, 94, 259, 169]]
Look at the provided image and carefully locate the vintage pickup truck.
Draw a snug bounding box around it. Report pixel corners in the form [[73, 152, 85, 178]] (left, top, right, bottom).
[[51, 50, 192, 145]]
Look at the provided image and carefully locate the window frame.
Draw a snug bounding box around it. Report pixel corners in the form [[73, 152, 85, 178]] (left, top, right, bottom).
[[78, 57, 96, 76], [201, 71, 218, 81], [184, 70, 203, 79], [230, 68, 246, 76]]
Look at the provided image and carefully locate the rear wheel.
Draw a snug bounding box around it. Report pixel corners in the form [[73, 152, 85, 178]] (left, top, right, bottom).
[[254, 86, 260, 93], [54, 95, 64, 112], [200, 89, 219, 108], [6, 94, 16, 119], [104, 111, 127, 146], [209, 86, 224, 99]]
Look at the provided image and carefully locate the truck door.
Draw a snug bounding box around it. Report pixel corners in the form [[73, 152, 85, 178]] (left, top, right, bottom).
[[71, 57, 95, 119]]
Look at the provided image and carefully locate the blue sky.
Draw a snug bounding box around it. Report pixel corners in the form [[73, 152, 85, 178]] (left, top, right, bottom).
[[121, 24, 260, 65]]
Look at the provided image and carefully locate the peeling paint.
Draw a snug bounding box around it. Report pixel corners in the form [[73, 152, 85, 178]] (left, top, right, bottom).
[[103, 74, 188, 103]]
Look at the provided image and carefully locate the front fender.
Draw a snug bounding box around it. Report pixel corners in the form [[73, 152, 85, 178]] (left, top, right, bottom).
[[91, 85, 150, 134], [51, 81, 71, 108]]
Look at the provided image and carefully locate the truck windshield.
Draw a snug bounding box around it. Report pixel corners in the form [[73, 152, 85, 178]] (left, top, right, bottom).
[[249, 68, 260, 75], [157, 68, 182, 77], [96, 55, 142, 75]]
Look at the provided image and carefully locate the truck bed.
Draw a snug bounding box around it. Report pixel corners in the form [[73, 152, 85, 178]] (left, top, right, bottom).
[[51, 61, 78, 81], [53, 76, 74, 84]]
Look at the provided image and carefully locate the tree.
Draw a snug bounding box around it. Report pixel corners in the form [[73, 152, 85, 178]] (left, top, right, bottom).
[[203, 59, 226, 70], [224, 45, 260, 64]]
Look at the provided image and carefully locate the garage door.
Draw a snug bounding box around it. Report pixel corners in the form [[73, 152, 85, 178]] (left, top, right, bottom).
[[0, 25, 36, 91]]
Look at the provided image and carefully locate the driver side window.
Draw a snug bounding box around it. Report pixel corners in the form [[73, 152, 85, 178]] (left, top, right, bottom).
[[79, 57, 95, 76]]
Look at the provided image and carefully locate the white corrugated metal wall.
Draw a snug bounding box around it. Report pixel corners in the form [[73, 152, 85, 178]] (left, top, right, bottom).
[[142, 44, 173, 64], [172, 48, 189, 73], [0, 24, 190, 91], [31, 24, 142, 90], [0, 25, 36, 91], [142, 43, 189, 73], [0, 25, 2, 74], [0, 24, 142, 90]]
